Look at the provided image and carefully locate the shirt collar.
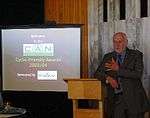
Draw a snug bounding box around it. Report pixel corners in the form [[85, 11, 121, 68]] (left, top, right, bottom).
[[115, 48, 126, 57]]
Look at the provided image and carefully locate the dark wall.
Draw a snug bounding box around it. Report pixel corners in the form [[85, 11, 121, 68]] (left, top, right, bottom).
[[0, 0, 44, 25], [0, 1, 73, 118]]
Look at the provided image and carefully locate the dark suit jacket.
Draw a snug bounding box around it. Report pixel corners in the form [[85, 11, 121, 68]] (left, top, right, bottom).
[[94, 48, 150, 117]]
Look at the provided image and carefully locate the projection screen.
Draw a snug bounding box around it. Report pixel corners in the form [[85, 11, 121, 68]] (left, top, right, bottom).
[[1, 25, 81, 91]]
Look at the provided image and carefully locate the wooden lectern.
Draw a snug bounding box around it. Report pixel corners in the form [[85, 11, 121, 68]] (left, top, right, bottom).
[[64, 78, 103, 118]]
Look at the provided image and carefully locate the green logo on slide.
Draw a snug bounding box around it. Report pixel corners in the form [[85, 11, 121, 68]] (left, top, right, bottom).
[[23, 43, 54, 56]]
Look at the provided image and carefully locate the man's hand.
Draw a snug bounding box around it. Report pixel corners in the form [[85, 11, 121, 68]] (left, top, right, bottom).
[[105, 58, 119, 71], [106, 76, 118, 89]]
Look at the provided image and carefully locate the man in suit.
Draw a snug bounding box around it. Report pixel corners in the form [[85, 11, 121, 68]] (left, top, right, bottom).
[[94, 32, 150, 118]]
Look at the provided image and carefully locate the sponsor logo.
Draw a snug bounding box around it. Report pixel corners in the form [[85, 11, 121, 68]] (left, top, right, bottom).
[[37, 71, 57, 80]]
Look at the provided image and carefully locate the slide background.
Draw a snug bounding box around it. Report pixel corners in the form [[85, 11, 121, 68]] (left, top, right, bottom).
[[2, 26, 81, 91]]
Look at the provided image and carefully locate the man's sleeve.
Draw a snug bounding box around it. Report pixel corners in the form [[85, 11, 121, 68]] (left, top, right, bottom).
[[94, 59, 106, 83], [94, 55, 111, 84]]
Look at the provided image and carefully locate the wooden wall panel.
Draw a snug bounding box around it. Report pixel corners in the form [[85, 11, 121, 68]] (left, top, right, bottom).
[[44, 0, 88, 77]]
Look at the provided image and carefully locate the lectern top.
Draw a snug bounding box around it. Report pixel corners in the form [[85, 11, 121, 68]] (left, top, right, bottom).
[[63, 78, 98, 82]]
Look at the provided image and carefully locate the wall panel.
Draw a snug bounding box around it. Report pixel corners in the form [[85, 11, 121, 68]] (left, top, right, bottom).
[[44, 0, 88, 77]]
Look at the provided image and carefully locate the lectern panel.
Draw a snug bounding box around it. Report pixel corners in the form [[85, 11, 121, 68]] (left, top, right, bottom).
[[75, 108, 103, 118], [67, 79, 102, 100]]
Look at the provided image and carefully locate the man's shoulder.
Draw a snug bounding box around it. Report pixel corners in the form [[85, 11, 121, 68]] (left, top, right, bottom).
[[127, 48, 143, 56], [104, 51, 114, 57], [103, 51, 114, 60]]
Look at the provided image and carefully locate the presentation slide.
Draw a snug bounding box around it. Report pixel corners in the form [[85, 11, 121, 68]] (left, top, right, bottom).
[[1, 26, 81, 91]]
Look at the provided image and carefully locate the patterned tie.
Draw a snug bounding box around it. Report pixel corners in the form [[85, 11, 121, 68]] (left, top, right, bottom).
[[115, 54, 123, 94], [118, 54, 122, 66]]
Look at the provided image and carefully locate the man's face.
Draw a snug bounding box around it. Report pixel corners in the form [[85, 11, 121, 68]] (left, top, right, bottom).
[[113, 34, 127, 54]]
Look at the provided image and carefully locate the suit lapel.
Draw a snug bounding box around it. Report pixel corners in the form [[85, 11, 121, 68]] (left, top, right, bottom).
[[112, 51, 117, 61], [122, 48, 131, 65]]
